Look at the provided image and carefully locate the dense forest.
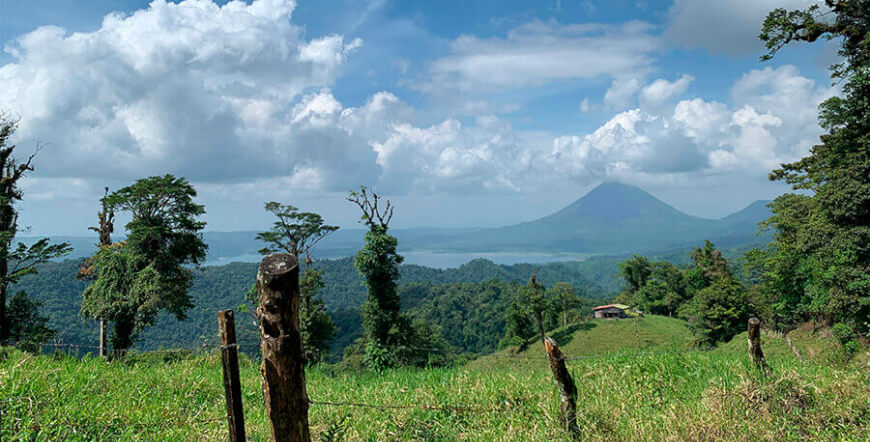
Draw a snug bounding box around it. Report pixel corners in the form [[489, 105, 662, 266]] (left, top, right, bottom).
[[12, 256, 608, 357]]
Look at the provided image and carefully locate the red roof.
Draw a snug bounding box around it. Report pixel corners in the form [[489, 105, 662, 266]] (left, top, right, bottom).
[[593, 304, 625, 311]]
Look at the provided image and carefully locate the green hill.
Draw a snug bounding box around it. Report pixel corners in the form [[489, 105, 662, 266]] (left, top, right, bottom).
[[470, 315, 694, 369]]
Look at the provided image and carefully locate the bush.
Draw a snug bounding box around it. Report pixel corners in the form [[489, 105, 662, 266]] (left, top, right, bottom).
[[832, 323, 858, 356], [832, 323, 853, 344]]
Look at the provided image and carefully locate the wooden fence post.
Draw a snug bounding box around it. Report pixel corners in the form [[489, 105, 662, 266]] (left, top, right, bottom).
[[747, 317, 770, 373], [218, 309, 247, 442], [256, 253, 310, 442], [544, 336, 580, 438]]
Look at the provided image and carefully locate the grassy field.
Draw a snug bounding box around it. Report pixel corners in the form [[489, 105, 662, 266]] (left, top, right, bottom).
[[2, 317, 868, 441]]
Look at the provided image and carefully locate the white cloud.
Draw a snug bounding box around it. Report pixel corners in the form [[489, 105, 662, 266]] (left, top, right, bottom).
[[0, 0, 834, 211], [544, 65, 832, 182], [640, 74, 694, 109], [604, 76, 644, 110], [664, 0, 820, 56], [418, 20, 659, 93], [370, 115, 534, 193], [0, 0, 365, 189]]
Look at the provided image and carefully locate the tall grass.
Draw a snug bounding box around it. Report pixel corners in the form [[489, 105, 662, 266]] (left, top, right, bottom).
[[2, 337, 867, 441], [1, 317, 866, 440]]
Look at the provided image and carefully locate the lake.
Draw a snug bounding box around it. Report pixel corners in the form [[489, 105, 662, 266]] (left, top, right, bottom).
[[207, 250, 589, 269]]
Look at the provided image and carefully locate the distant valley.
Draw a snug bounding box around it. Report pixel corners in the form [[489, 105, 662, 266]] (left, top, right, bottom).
[[26, 182, 772, 266]]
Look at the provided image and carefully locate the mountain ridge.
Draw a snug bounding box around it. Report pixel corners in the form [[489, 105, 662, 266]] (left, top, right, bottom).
[[21, 183, 772, 260]]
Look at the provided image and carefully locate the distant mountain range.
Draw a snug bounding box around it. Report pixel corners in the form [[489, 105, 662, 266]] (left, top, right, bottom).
[[22, 182, 772, 263], [430, 182, 772, 254]]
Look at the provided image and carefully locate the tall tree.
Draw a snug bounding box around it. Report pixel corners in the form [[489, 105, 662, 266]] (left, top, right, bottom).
[[616, 255, 652, 303], [347, 186, 406, 368], [6, 291, 55, 351], [686, 241, 732, 296], [680, 242, 750, 346], [752, 0, 870, 329], [254, 201, 338, 363], [77, 187, 115, 356], [255, 201, 339, 261], [298, 269, 336, 363], [81, 175, 207, 353], [523, 272, 550, 343], [550, 282, 580, 327], [0, 115, 71, 343]]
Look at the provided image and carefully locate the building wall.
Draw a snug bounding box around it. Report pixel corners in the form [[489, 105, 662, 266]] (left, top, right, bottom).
[[594, 308, 626, 319]]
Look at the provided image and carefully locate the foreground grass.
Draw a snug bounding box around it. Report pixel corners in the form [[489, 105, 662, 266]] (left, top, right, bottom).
[[2, 338, 868, 441]]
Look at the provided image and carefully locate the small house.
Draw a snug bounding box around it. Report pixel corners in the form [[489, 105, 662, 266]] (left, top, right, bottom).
[[593, 304, 629, 319]]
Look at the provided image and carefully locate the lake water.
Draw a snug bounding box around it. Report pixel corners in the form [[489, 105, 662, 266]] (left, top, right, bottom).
[[208, 250, 589, 269]]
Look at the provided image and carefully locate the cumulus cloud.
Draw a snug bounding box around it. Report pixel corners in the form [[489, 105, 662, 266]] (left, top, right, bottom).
[[371, 115, 535, 193], [640, 74, 693, 109], [418, 20, 659, 93], [604, 76, 644, 110], [543, 65, 832, 183], [0, 0, 834, 207], [0, 0, 365, 189], [664, 0, 820, 56]]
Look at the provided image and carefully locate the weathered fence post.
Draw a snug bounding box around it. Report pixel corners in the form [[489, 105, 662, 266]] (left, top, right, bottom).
[[544, 336, 580, 438], [256, 253, 310, 442], [747, 317, 770, 373], [218, 309, 247, 442]]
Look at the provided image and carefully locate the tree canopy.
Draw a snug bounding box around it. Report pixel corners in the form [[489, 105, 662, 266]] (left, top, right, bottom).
[[81, 175, 207, 352], [751, 0, 870, 331], [0, 114, 71, 345]]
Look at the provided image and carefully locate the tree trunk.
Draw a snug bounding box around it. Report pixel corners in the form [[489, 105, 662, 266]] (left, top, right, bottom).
[[0, 254, 8, 343], [256, 253, 310, 442], [0, 282, 7, 343], [99, 318, 107, 357], [112, 315, 134, 356], [534, 312, 546, 345], [562, 299, 568, 328]]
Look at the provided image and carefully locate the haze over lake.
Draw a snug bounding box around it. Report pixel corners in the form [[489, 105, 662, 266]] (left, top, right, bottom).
[[208, 250, 590, 269]]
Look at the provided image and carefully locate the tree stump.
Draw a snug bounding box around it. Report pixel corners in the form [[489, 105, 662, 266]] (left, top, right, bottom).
[[256, 253, 310, 442], [748, 317, 770, 373], [544, 336, 580, 438]]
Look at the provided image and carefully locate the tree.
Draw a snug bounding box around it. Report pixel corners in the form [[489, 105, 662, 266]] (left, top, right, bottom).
[[6, 291, 55, 351], [680, 277, 751, 347], [251, 201, 339, 363], [298, 269, 336, 363], [639, 262, 688, 316], [680, 241, 751, 346], [523, 272, 550, 343], [77, 187, 115, 356], [753, 0, 870, 330], [504, 272, 557, 346], [81, 175, 207, 353], [0, 114, 71, 343], [686, 241, 732, 295], [550, 282, 581, 327], [255, 201, 339, 261], [616, 255, 652, 304], [347, 186, 406, 369]]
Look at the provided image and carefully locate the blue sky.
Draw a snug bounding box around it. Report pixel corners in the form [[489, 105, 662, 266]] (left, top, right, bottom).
[[0, 0, 836, 235]]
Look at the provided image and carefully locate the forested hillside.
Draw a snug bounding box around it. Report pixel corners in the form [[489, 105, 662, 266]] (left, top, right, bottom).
[[12, 256, 608, 357]]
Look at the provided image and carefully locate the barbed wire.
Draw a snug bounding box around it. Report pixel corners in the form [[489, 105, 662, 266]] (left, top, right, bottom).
[[1, 416, 226, 434], [308, 399, 524, 414]]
